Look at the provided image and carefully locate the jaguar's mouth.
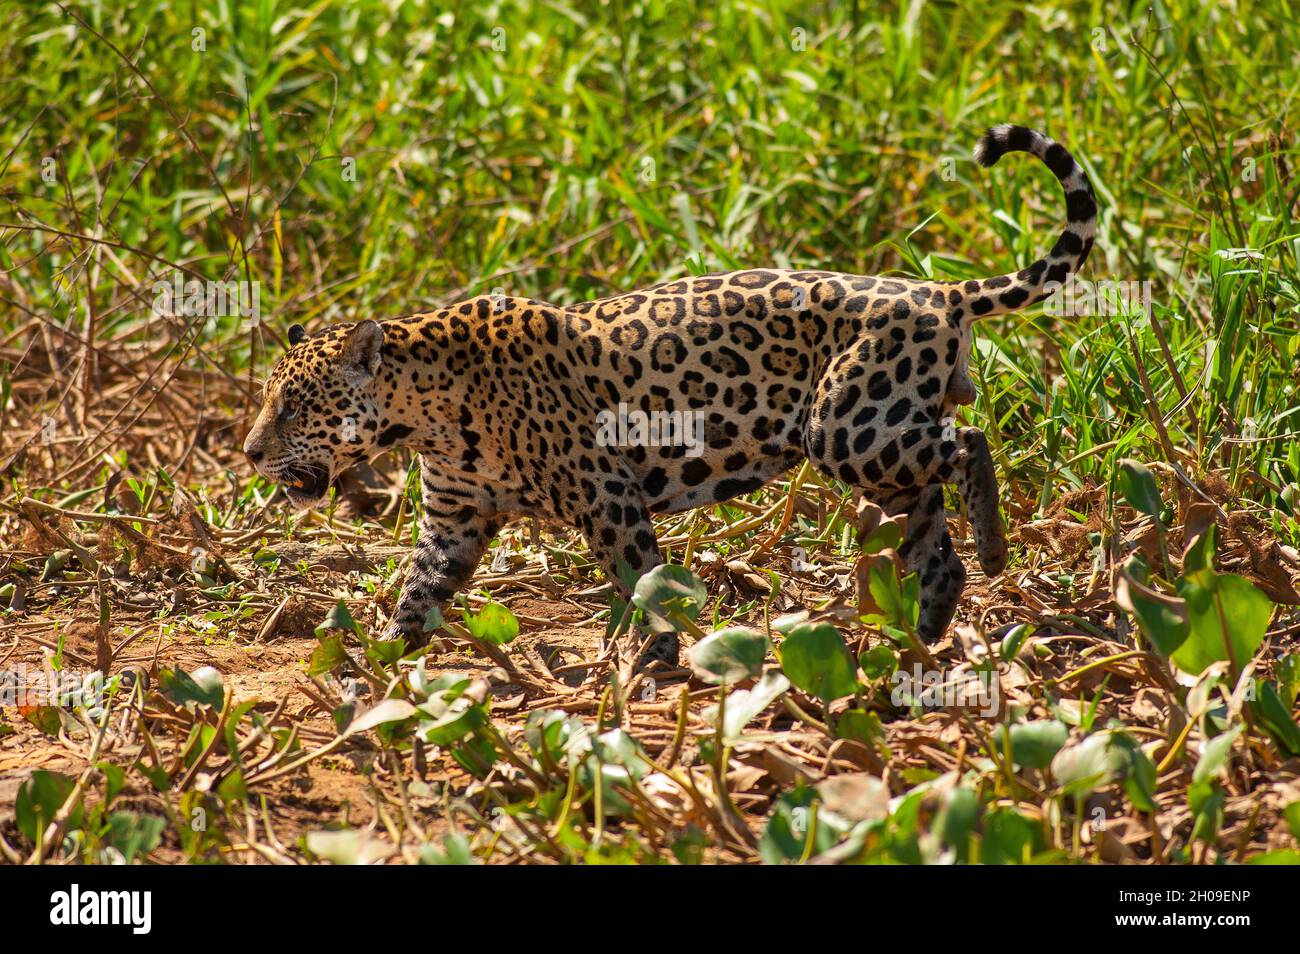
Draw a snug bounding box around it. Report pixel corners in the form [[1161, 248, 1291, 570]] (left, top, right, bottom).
[[279, 463, 333, 507]]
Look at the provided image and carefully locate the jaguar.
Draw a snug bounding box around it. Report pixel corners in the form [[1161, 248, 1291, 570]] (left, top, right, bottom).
[[243, 123, 1097, 665]]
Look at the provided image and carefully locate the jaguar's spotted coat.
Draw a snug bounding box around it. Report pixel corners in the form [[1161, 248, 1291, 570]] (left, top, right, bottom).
[[243, 124, 1097, 664]]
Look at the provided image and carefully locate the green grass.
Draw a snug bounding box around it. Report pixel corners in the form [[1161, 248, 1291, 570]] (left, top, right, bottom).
[[3, 0, 1298, 513], [2, 0, 1300, 867]]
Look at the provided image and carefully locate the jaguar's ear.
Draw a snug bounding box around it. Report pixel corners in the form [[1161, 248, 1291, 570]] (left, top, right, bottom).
[[287, 323, 307, 346], [341, 320, 384, 384]]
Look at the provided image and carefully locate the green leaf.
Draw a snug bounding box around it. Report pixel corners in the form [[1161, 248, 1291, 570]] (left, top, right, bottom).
[[1116, 557, 1189, 657], [1188, 779, 1225, 843], [690, 626, 767, 684], [1183, 523, 1218, 573], [866, 561, 920, 628], [860, 520, 902, 554], [464, 601, 520, 645], [1278, 654, 1300, 708], [1246, 849, 1300, 865], [935, 786, 980, 862], [416, 682, 486, 746], [363, 633, 407, 665], [981, 808, 1043, 864], [859, 644, 898, 680], [345, 698, 417, 736], [306, 829, 394, 865], [17, 770, 82, 843], [1284, 801, 1300, 840], [771, 611, 809, 635], [632, 564, 708, 630], [1125, 752, 1159, 813], [993, 720, 1068, 770], [779, 622, 861, 702], [1050, 731, 1128, 796], [524, 710, 590, 766], [308, 635, 348, 676], [1250, 681, 1300, 756], [704, 670, 789, 742], [315, 600, 360, 637], [998, 623, 1033, 662], [1172, 571, 1272, 676], [452, 735, 499, 778], [159, 665, 224, 710], [106, 811, 165, 862], [1194, 724, 1243, 784], [1117, 458, 1163, 519], [759, 787, 846, 864], [420, 833, 478, 865], [836, 709, 885, 747]]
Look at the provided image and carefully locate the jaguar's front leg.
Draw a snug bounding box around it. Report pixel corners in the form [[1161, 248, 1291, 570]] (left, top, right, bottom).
[[388, 469, 500, 643]]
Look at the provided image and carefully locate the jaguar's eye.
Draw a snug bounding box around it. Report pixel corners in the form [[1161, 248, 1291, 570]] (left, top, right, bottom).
[[277, 397, 299, 425]]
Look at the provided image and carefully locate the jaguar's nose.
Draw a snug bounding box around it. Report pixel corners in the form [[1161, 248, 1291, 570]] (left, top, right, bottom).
[[243, 439, 265, 466]]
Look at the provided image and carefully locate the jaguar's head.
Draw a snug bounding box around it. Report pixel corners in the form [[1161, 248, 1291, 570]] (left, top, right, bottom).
[[243, 320, 386, 508]]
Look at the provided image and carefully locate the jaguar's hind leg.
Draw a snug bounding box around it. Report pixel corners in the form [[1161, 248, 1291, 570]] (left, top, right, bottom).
[[874, 486, 967, 639], [818, 417, 1007, 577]]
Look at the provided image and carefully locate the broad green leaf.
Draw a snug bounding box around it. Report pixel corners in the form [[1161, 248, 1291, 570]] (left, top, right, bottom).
[[993, 720, 1068, 770], [1050, 731, 1128, 796], [106, 811, 165, 862], [159, 665, 224, 710], [865, 561, 920, 628], [465, 601, 519, 645], [1183, 523, 1218, 573], [420, 833, 478, 865], [704, 670, 789, 741], [1284, 801, 1300, 840], [1116, 557, 1188, 656], [1188, 779, 1225, 843], [1250, 681, 1300, 756], [315, 600, 360, 637], [998, 623, 1033, 662], [16, 770, 81, 843], [1278, 654, 1300, 708], [1246, 849, 1300, 865], [860, 520, 902, 554], [935, 786, 980, 862], [1172, 571, 1272, 676], [1117, 458, 1163, 519], [859, 644, 898, 680], [981, 808, 1043, 865], [632, 564, 708, 630], [836, 709, 885, 747], [771, 611, 809, 635], [417, 680, 486, 746], [306, 829, 394, 865], [345, 698, 417, 736], [308, 635, 348, 676], [690, 626, 767, 684], [779, 622, 861, 702], [759, 787, 845, 864]]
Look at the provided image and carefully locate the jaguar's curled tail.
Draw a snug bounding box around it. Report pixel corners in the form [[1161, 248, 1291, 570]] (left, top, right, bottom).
[[963, 124, 1098, 319]]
